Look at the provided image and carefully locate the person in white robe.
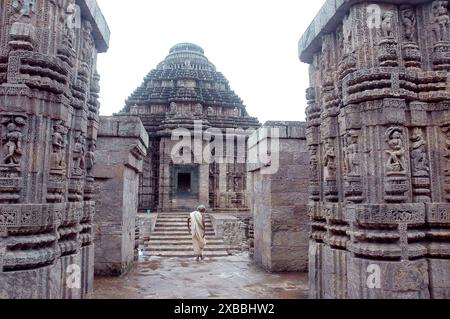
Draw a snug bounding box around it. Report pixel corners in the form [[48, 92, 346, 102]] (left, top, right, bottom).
[[187, 205, 207, 261]]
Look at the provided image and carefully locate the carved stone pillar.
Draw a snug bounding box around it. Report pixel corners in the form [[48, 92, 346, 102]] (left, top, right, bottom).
[[0, 0, 109, 299], [300, 0, 450, 299]]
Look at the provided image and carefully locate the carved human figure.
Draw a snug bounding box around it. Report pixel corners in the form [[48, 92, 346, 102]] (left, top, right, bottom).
[[3, 123, 22, 165], [51, 121, 67, 170], [321, 37, 332, 71], [64, 0, 77, 48], [381, 11, 395, 38], [443, 128, 450, 173], [432, 0, 450, 42], [73, 133, 86, 174], [400, 5, 416, 42], [410, 128, 429, 177], [344, 130, 360, 176], [343, 23, 353, 55], [337, 25, 344, 57], [323, 139, 337, 179], [81, 21, 93, 63], [10, 0, 35, 23], [309, 145, 319, 177], [85, 143, 96, 175], [385, 128, 406, 174], [233, 176, 240, 192]]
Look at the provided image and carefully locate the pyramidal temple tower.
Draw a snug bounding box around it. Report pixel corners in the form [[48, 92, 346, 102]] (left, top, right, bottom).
[[122, 43, 260, 212]]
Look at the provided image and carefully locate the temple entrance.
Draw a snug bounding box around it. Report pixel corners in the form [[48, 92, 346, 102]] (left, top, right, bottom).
[[177, 172, 192, 195]]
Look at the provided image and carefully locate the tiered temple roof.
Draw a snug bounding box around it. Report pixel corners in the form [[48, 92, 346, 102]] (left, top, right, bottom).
[[125, 43, 250, 112]]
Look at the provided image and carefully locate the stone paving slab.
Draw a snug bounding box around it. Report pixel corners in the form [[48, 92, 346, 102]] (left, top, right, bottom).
[[92, 253, 309, 299]]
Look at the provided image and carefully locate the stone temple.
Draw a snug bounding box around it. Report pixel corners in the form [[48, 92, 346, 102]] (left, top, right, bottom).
[[2, 0, 450, 300], [122, 43, 260, 213]]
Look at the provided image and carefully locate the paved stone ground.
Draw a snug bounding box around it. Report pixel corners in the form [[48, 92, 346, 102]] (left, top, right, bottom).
[[92, 253, 309, 299]]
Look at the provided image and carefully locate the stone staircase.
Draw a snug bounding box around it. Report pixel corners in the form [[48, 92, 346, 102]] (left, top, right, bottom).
[[143, 213, 239, 258]]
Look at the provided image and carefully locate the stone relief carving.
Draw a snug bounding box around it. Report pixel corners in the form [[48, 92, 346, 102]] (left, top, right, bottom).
[[400, 5, 417, 42], [344, 130, 360, 176], [323, 139, 337, 180], [442, 126, 450, 180], [63, 0, 77, 49], [385, 127, 406, 175], [73, 133, 86, 175], [1, 117, 26, 166], [85, 142, 96, 176], [410, 128, 429, 177], [431, 0, 450, 42], [381, 11, 395, 38], [10, 0, 35, 24], [81, 21, 94, 63], [51, 121, 68, 171]]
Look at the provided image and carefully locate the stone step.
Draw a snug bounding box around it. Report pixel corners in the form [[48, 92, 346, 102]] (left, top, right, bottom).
[[147, 239, 226, 245], [154, 225, 214, 232], [151, 231, 216, 236], [156, 220, 212, 226], [143, 251, 231, 258], [145, 245, 234, 252], [148, 235, 222, 241]]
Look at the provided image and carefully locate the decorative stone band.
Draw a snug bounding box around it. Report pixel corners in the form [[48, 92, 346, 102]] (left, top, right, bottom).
[[342, 68, 450, 106], [7, 51, 70, 95], [345, 204, 426, 226], [0, 202, 95, 236]]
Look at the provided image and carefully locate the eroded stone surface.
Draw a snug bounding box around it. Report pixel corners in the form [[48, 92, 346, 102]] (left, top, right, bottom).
[[0, 0, 109, 299], [299, 0, 450, 299]]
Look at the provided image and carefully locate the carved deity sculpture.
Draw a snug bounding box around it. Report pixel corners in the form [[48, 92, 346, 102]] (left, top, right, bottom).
[[381, 11, 395, 38], [385, 127, 406, 174], [3, 123, 23, 165], [81, 21, 93, 63], [432, 1, 450, 42], [321, 36, 332, 71], [64, 0, 77, 48], [323, 139, 337, 180], [344, 130, 360, 176], [10, 0, 35, 24], [309, 145, 319, 179], [73, 133, 86, 174], [400, 5, 417, 42], [51, 121, 67, 170], [443, 128, 450, 173], [410, 128, 430, 177], [85, 143, 96, 175]]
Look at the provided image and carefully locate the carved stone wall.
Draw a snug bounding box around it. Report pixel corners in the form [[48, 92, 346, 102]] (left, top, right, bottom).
[[299, 0, 450, 299], [248, 122, 310, 272], [93, 116, 149, 276], [0, 0, 109, 299]]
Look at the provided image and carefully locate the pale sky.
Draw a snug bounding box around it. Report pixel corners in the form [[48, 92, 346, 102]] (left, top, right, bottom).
[[96, 0, 326, 123]]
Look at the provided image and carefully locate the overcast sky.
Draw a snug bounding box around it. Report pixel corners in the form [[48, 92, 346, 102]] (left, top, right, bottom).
[[96, 0, 326, 123]]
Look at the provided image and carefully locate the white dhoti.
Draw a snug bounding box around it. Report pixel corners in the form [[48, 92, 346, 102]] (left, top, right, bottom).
[[190, 211, 206, 256]]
